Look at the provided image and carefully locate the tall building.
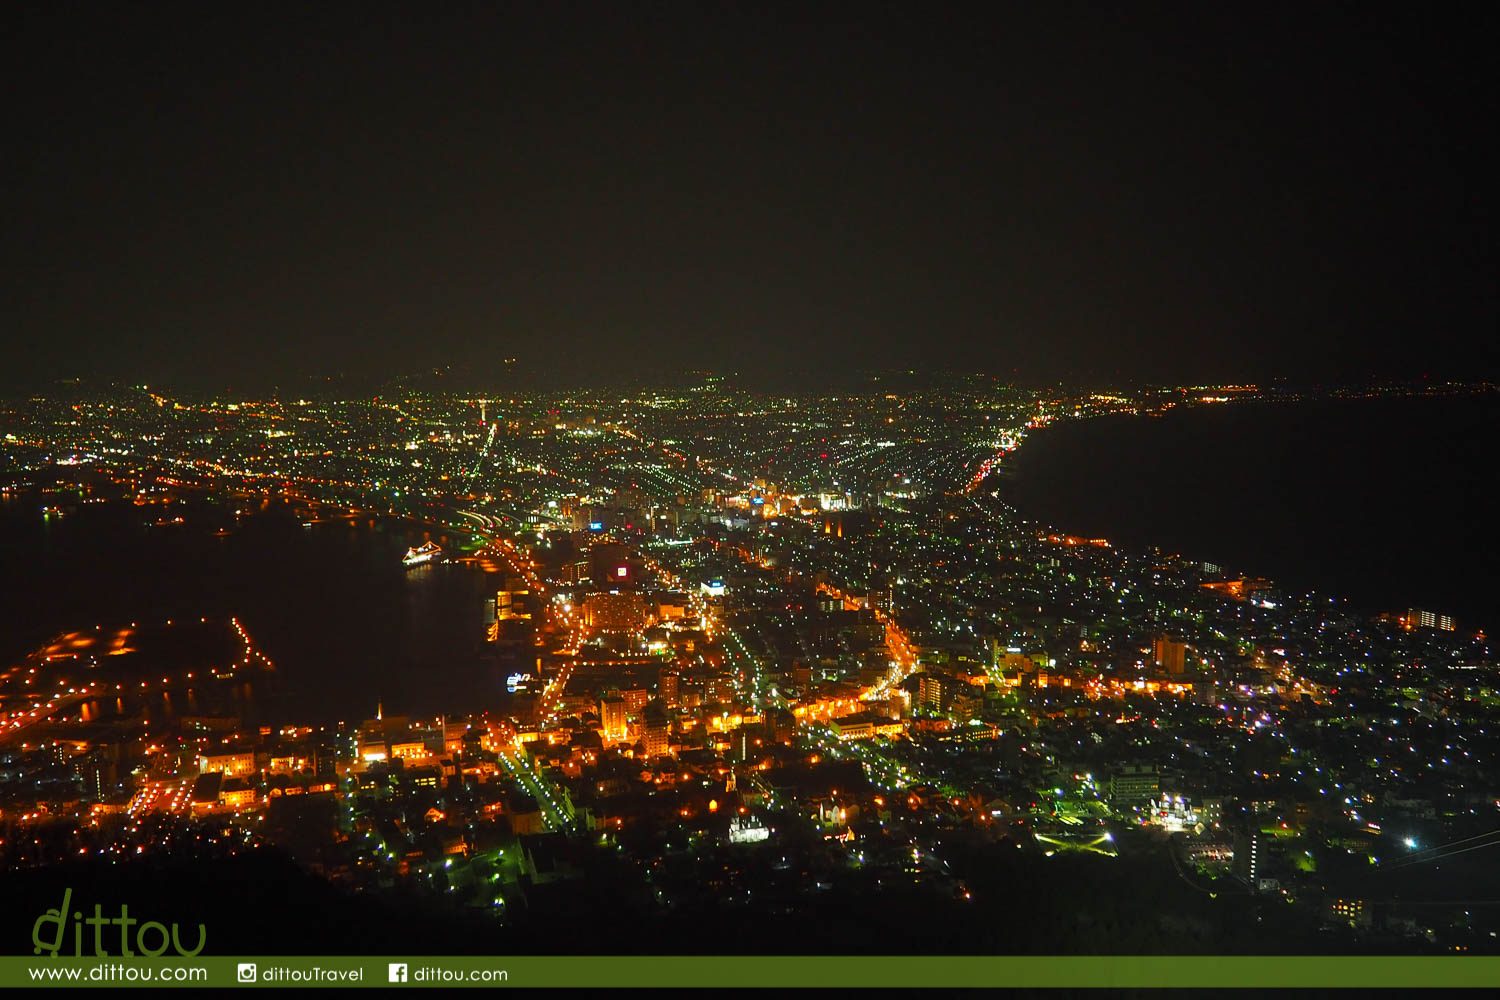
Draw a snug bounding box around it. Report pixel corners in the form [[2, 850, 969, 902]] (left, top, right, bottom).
[[599, 694, 629, 744], [910, 670, 978, 714], [588, 542, 641, 587], [732, 726, 760, 762], [1108, 763, 1160, 806], [1152, 636, 1187, 675], [1234, 831, 1262, 885], [1402, 608, 1456, 632], [582, 592, 654, 633], [658, 670, 679, 707], [642, 701, 671, 758], [497, 578, 531, 621], [767, 708, 796, 745]]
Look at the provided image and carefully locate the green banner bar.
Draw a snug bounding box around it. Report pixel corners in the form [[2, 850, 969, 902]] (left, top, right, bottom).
[[2, 955, 1500, 989]]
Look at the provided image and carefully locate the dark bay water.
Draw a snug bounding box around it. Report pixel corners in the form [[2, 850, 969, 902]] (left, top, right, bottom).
[[0, 500, 503, 724], [998, 395, 1498, 630]]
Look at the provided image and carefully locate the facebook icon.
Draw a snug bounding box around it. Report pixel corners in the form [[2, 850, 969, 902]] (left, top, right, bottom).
[[389, 963, 409, 983]]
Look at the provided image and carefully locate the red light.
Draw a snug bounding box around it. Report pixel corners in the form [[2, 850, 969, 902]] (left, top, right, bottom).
[[616, 566, 628, 578]]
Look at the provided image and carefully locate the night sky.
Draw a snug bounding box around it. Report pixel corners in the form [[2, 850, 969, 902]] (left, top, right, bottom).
[[3, 5, 1493, 392]]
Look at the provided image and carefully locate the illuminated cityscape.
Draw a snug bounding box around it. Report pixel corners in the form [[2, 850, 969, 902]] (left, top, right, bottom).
[[1, 4, 1494, 976], [1, 377, 1496, 953]]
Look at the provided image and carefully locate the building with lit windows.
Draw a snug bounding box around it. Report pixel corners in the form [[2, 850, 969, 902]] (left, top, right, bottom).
[[830, 710, 904, 741], [642, 702, 671, 758], [1108, 763, 1160, 806], [599, 694, 629, 744], [197, 749, 256, 777], [1401, 608, 1456, 632], [1329, 898, 1371, 928], [582, 592, 654, 632], [1152, 635, 1187, 675]]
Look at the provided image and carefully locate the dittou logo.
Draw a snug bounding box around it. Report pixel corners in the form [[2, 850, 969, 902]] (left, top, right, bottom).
[[32, 889, 207, 957]]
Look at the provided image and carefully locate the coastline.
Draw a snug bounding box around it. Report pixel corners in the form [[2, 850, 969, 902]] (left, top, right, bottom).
[[993, 392, 1498, 632]]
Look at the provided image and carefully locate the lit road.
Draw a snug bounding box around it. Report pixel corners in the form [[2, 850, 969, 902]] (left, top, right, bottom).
[[498, 749, 573, 832], [800, 722, 916, 794], [721, 623, 784, 713]]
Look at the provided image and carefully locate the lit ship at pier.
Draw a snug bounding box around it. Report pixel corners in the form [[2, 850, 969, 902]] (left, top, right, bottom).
[[402, 541, 443, 567]]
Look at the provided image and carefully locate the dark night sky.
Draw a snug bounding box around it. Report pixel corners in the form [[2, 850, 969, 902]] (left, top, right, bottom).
[[2, 4, 1493, 392]]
